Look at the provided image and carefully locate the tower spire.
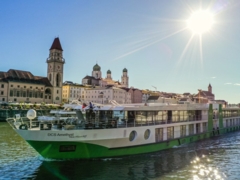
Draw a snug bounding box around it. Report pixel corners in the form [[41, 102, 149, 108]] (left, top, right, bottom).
[[50, 37, 63, 51]]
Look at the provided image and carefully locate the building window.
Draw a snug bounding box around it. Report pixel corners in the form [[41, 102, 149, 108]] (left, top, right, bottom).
[[16, 91, 20, 97], [29, 92, 32, 97], [30, 86, 32, 89], [17, 85, 20, 88], [56, 97, 59, 100], [11, 85, 13, 87], [10, 90, 13, 97], [24, 86, 26, 88], [1, 84, 4, 88], [2, 98, 5, 101], [36, 87, 38, 89], [56, 74, 60, 87], [14, 98, 17, 102], [1, 91, 3, 95], [49, 96, 51, 99], [57, 90, 59, 94], [23, 91, 26, 97]]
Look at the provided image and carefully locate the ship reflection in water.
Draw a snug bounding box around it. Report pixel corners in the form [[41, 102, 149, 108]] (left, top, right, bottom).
[[1, 122, 239, 179]]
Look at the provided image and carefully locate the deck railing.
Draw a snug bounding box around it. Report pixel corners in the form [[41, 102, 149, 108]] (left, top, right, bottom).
[[6, 114, 209, 130]]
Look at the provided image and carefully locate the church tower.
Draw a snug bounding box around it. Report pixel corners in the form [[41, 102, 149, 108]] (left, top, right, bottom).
[[92, 63, 102, 79], [106, 70, 112, 80], [46, 37, 65, 103], [121, 68, 129, 88], [208, 83, 212, 93]]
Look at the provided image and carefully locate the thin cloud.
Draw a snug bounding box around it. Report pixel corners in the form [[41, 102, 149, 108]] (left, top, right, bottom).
[[211, 77, 216, 79], [234, 83, 240, 86], [224, 83, 232, 85]]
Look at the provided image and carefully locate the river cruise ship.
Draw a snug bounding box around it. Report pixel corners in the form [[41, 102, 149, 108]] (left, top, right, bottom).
[[6, 102, 240, 159]]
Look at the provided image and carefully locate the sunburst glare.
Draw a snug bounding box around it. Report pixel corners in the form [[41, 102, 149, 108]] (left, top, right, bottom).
[[187, 10, 214, 35]]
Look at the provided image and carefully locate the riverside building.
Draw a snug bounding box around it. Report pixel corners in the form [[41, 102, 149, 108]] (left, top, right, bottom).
[[0, 37, 65, 104]]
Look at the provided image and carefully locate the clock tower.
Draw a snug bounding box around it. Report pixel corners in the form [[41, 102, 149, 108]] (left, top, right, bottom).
[[46, 37, 65, 103]]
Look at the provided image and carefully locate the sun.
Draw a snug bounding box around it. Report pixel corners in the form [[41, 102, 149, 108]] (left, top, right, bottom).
[[187, 10, 214, 35]]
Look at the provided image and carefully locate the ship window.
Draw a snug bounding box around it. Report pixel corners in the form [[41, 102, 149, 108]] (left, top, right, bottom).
[[59, 145, 76, 152], [167, 127, 174, 140], [129, 131, 137, 141], [144, 129, 150, 140], [202, 122, 207, 132], [155, 128, 163, 142], [189, 124, 194, 135], [180, 125, 186, 137]]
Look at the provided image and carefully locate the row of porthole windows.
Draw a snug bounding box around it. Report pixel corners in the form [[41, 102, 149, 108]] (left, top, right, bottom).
[[129, 129, 150, 141]]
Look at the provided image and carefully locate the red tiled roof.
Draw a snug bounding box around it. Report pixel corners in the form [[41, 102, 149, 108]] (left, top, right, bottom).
[[50, 37, 63, 51]]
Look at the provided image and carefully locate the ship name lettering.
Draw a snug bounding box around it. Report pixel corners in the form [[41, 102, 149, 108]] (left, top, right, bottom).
[[48, 133, 56, 136]]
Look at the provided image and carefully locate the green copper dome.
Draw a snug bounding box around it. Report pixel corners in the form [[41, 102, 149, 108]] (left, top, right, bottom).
[[123, 68, 127, 72], [93, 63, 101, 71], [107, 69, 111, 74]]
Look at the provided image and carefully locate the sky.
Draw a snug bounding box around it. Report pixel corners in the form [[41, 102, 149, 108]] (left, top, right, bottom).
[[1, 0, 240, 103]]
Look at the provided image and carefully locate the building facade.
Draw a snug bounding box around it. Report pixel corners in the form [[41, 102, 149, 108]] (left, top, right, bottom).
[[62, 81, 87, 103], [84, 86, 131, 104]]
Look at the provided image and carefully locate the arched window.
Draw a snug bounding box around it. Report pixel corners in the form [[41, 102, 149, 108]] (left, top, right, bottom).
[[56, 97, 59, 100], [56, 74, 61, 87], [45, 88, 51, 94]]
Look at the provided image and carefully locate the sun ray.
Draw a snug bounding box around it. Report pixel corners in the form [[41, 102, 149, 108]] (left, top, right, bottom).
[[180, 0, 196, 14], [199, 34, 203, 66], [177, 34, 194, 64], [113, 27, 188, 61]]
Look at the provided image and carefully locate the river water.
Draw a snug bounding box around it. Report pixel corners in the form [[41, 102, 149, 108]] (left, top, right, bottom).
[[1, 122, 240, 180]]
